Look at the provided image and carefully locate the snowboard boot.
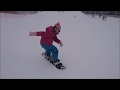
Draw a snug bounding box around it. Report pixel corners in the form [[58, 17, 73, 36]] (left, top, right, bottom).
[[56, 59, 60, 62], [42, 52, 52, 60], [53, 60, 62, 69], [50, 59, 60, 64]]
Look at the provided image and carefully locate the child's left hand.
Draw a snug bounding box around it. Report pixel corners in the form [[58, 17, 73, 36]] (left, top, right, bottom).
[[59, 41, 63, 47]]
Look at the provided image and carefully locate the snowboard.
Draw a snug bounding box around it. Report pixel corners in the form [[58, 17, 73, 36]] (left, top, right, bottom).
[[42, 53, 66, 69]]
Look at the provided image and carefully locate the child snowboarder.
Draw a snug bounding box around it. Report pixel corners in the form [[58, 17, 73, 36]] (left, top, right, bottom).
[[102, 16, 105, 20], [29, 22, 63, 65]]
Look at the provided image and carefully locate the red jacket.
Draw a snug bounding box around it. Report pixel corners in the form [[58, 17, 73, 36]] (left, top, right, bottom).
[[36, 26, 61, 45]]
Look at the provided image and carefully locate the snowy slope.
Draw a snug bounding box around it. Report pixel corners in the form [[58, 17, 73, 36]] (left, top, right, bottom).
[[1, 11, 119, 79]]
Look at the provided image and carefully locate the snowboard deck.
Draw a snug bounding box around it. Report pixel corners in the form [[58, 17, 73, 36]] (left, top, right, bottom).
[[42, 53, 66, 69]]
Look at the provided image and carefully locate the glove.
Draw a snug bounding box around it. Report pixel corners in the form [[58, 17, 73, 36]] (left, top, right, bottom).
[[29, 32, 36, 36], [59, 41, 63, 47]]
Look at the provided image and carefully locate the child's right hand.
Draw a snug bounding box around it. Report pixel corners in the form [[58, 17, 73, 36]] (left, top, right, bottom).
[[59, 41, 63, 47], [29, 32, 36, 36]]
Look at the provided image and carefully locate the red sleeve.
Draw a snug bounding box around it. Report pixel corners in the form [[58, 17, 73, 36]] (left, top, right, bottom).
[[36, 31, 44, 36], [54, 36, 60, 44]]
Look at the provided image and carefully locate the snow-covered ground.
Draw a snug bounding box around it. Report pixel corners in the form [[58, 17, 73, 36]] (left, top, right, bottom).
[[1, 11, 119, 79]]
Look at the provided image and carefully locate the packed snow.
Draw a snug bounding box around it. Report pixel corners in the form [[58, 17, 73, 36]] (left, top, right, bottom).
[[1, 11, 119, 79]]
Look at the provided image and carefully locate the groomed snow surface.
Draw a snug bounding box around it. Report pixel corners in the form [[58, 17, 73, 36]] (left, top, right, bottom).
[[1, 11, 119, 79]]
